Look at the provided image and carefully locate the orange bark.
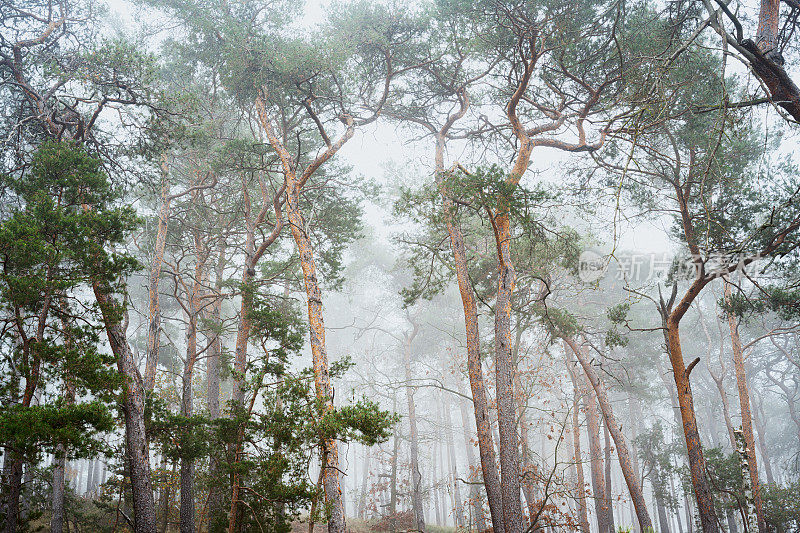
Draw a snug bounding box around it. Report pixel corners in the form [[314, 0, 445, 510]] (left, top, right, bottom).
[[434, 119, 505, 531], [723, 279, 765, 533], [257, 91, 351, 533], [665, 315, 718, 533]]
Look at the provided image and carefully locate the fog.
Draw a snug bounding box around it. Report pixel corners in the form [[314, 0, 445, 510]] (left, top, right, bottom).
[[1, 0, 799, 532]]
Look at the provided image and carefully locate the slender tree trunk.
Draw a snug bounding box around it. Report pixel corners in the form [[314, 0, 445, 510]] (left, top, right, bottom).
[[207, 239, 225, 525], [710, 369, 738, 450], [655, 479, 671, 533], [493, 208, 524, 533], [93, 286, 157, 533], [161, 462, 176, 533], [231, 186, 256, 410], [390, 427, 398, 532], [563, 337, 653, 532], [627, 393, 642, 532], [604, 424, 615, 533], [180, 328, 196, 533], [584, 377, 609, 533], [52, 369, 75, 533], [144, 168, 171, 393], [359, 449, 370, 520], [438, 423, 448, 526], [442, 393, 465, 528], [434, 134, 504, 533], [566, 356, 592, 533], [285, 175, 345, 533], [750, 394, 774, 486], [86, 458, 95, 496], [433, 458, 442, 527], [52, 448, 66, 533], [723, 280, 765, 533], [664, 317, 718, 533], [457, 380, 488, 533], [519, 410, 539, 526], [402, 326, 425, 532], [671, 473, 685, 533]]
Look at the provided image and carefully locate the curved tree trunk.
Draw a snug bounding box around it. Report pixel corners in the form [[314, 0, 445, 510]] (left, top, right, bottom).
[[285, 178, 345, 533], [434, 133, 505, 533], [563, 337, 653, 532], [93, 286, 157, 533], [256, 91, 347, 533]]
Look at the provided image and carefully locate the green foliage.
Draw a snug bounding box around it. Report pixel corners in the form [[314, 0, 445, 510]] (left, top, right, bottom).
[[395, 164, 581, 309], [762, 481, 800, 531], [637, 422, 681, 504], [720, 285, 800, 322], [151, 300, 396, 533], [0, 142, 138, 468]]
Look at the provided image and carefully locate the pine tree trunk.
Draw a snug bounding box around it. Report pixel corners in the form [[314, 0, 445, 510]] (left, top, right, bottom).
[[664, 317, 718, 533], [179, 234, 207, 533], [403, 325, 426, 533], [572, 392, 591, 533], [51, 448, 66, 533], [671, 473, 685, 533], [52, 369, 75, 533], [441, 392, 465, 528], [93, 286, 157, 533], [724, 280, 765, 533], [358, 449, 370, 520], [564, 337, 653, 532], [285, 177, 345, 533], [207, 240, 225, 525], [751, 394, 775, 486], [584, 379, 609, 533], [493, 209, 524, 533], [434, 136, 504, 533], [180, 339, 196, 533], [144, 174, 171, 393], [604, 424, 615, 533], [390, 431, 398, 532], [457, 380, 488, 533], [655, 480, 671, 533]]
